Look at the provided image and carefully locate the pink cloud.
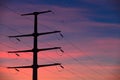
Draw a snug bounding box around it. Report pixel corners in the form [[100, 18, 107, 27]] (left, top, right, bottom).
[[0, 3, 120, 80], [88, 38, 120, 55]]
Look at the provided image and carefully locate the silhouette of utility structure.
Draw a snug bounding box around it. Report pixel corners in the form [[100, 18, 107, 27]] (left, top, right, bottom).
[[7, 10, 64, 80]]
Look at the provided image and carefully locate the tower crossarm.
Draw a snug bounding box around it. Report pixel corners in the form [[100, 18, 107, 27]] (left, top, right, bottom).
[[38, 47, 61, 51], [38, 63, 61, 68], [8, 49, 33, 53], [8, 33, 33, 38], [21, 10, 52, 16], [37, 31, 61, 36], [7, 63, 63, 70], [8, 31, 61, 38], [8, 47, 62, 53], [7, 65, 32, 69]]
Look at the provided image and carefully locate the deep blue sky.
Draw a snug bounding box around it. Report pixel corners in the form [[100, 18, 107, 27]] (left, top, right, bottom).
[[0, 0, 120, 80]]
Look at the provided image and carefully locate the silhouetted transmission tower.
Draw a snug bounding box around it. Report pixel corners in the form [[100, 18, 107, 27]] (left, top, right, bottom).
[[7, 10, 64, 80]]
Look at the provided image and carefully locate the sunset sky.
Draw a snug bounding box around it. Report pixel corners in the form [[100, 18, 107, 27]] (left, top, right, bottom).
[[0, 0, 120, 80]]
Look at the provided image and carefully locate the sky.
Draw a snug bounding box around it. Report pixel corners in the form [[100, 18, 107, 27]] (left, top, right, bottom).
[[0, 0, 120, 80]]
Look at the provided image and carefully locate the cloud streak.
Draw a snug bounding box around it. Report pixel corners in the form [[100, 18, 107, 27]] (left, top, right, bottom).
[[0, 1, 120, 80]]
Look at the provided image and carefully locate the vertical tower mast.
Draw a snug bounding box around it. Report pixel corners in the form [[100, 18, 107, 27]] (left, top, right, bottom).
[[33, 12, 39, 80], [7, 10, 64, 80]]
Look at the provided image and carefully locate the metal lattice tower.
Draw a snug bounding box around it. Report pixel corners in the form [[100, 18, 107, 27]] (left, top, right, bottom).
[[7, 10, 64, 80]]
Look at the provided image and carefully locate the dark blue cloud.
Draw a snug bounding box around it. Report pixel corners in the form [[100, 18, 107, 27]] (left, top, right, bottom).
[[86, 6, 120, 23], [9, 0, 120, 24], [86, 26, 120, 38]]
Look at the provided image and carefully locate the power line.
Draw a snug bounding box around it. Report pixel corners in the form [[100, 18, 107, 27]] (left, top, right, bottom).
[[0, 22, 116, 77], [61, 38, 117, 79], [43, 36, 112, 80], [0, 2, 115, 79], [0, 3, 87, 80], [0, 25, 107, 80], [0, 34, 87, 80], [0, 23, 108, 80]]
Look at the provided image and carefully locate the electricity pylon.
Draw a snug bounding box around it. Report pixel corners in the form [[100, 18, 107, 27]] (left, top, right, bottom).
[[7, 10, 64, 80]]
